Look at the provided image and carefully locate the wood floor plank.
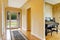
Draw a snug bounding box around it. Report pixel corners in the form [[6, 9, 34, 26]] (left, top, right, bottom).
[[20, 29, 40, 40], [46, 32, 60, 40]]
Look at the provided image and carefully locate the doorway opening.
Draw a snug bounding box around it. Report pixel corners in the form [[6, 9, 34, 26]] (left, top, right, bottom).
[[27, 8, 31, 31], [6, 11, 20, 40], [6, 11, 20, 29]]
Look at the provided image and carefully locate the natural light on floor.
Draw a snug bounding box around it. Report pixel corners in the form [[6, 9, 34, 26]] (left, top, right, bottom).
[[6, 29, 11, 40]]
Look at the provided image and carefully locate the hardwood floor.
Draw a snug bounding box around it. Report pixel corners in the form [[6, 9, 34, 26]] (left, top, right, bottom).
[[46, 31, 60, 40], [3, 28, 40, 40], [3, 28, 60, 40], [20, 29, 40, 40]]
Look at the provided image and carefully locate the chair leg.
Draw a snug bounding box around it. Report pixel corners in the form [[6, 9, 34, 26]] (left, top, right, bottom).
[[51, 28, 52, 36], [56, 26, 58, 34]]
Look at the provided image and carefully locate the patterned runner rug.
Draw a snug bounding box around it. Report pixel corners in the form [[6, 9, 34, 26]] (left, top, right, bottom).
[[12, 31, 28, 40]]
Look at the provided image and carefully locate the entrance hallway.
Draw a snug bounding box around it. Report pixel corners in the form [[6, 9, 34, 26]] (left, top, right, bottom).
[[1, 0, 45, 40]]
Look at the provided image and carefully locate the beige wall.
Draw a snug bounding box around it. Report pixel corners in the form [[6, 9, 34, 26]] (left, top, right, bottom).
[[53, 4, 60, 29], [21, 0, 45, 40], [44, 3, 53, 18], [53, 4, 60, 22]]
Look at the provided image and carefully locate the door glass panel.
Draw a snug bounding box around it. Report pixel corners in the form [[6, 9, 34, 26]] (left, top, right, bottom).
[[11, 12, 18, 28]]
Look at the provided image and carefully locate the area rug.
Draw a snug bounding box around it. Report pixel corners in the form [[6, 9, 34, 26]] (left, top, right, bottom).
[[12, 31, 28, 40]]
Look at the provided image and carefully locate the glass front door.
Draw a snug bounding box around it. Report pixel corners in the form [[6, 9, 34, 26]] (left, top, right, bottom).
[[6, 11, 20, 29]]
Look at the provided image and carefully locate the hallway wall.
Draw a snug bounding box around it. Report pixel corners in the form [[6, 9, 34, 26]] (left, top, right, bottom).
[[21, 0, 45, 40], [0, 0, 8, 40], [53, 4, 60, 29]]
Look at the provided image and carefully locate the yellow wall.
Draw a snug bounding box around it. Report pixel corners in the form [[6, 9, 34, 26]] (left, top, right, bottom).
[[21, 0, 45, 40], [53, 4, 60, 29], [53, 4, 60, 22]]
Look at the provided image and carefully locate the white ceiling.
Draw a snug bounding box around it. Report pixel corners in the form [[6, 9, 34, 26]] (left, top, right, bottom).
[[45, 0, 60, 5], [8, 0, 27, 8], [8, 0, 60, 8]]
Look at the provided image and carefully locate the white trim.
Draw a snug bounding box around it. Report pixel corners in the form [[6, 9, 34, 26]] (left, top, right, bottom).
[[43, 3, 46, 40], [1, 0, 4, 40], [22, 27, 27, 31], [31, 32, 45, 40], [2, 1, 5, 35]]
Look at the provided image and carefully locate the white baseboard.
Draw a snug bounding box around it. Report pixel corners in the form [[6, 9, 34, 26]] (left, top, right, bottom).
[[31, 32, 45, 40], [22, 27, 27, 31]]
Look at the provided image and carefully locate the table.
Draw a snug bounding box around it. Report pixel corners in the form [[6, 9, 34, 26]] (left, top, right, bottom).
[[45, 21, 59, 36]]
